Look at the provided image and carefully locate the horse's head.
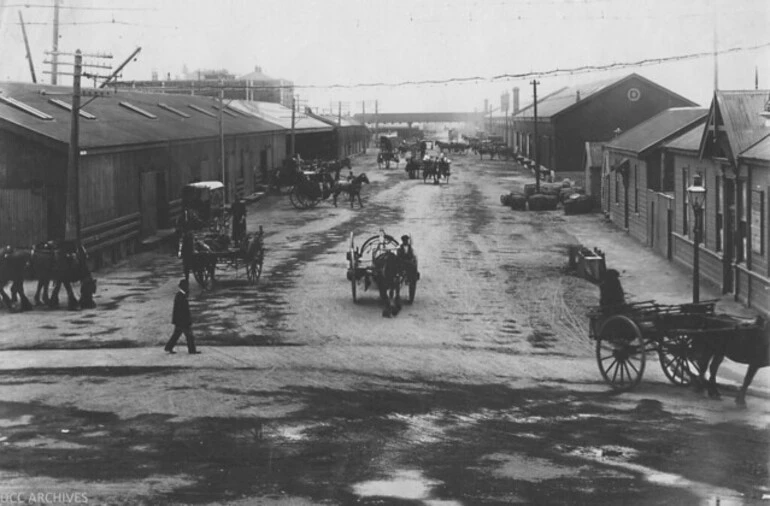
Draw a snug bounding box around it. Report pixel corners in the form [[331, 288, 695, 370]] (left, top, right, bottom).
[[358, 173, 370, 184]]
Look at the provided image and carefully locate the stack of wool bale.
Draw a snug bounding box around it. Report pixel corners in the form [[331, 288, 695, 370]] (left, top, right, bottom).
[[500, 192, 527, 210]]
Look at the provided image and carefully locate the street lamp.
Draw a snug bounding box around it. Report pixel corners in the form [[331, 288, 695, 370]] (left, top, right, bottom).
[[687, 174, 707, 303]]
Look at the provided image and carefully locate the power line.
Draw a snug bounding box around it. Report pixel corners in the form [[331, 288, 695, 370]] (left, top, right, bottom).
[[4, 3, 156, 10], [121, 40, 769, 92]]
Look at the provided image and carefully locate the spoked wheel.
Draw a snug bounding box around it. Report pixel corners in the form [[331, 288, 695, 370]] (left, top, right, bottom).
[[289, 186, 306, 209], [596, 315, 646, 391], [658, 330, 701, 386], [407, 279, 417, 303], [246, 254, 263, 284], [193, 265, 212, 289]]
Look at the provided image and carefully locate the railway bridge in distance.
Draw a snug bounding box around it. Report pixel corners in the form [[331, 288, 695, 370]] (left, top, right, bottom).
[[352, 112, 485, 129]]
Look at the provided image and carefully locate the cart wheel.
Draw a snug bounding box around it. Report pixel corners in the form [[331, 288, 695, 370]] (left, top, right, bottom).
[[407, 279, 417, 303], [658, 330, 701, 386], [596, 314, 646, 391], [247, 254, 263, 284], [193, 266, 211, 289], [289, 187, 304, 209]]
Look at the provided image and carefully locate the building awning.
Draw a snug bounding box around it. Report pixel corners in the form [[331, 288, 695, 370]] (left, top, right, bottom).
[[611, 157, 630, 171]]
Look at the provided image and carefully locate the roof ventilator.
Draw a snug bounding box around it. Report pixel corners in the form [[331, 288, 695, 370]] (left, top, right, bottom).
[[48, 98, 96, 119], [118, 101, 157, 119], [158, 102, 191, 118], [0, 95, 53, 120]]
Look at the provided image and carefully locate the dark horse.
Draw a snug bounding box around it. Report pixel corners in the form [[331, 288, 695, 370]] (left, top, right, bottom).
[[29, 241, 96, 310], [0, 246, 33, 311], [422, 159, 439, 184], [332, 173, 370, 208], [372, 250, 404, 317], [691, 315, 769, 407]]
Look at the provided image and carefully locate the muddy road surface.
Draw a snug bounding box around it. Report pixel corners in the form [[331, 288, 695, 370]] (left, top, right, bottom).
[[0, 151, 768, 505]]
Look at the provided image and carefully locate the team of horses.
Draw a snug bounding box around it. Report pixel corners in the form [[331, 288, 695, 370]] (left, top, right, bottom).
[[0, 241, 96, 312]]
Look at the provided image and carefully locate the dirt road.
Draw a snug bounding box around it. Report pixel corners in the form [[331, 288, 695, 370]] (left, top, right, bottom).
[[0, 151, 768, 505]]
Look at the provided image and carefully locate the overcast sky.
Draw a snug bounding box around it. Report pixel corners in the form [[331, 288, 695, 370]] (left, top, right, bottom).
[[0, 0, 768, 113]]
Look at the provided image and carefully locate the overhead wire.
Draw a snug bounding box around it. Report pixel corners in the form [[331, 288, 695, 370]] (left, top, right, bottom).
[[117, 40, 770, 92]]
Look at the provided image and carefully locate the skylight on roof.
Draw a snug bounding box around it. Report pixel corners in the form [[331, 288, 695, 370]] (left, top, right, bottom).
[[158, 102, 191, 118], [119, 101, 157, 119], [212, 105, 238, 118], [188, 104, 217, 118], [47, 98, 96, 120], [0, 95, 53, 120]]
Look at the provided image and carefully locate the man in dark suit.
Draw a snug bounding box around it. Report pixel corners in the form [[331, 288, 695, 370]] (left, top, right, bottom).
[[164, 279, 200, 354]]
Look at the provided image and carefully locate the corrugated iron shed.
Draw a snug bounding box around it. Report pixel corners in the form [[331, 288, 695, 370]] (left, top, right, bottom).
[[605, 107, 707, 155], [513, 73, 697, 120], [228, 100, 333, 132], [0, 82, 284, 150]]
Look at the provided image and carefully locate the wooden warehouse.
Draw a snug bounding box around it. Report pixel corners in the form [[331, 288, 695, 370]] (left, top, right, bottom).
[[666, 90, 770, 313], [603, 107, 708, 249], [306, 111, 370, 159], [0, 82, 286, 268], [510, 73, 698, 173], [229, 100, 336, 161]]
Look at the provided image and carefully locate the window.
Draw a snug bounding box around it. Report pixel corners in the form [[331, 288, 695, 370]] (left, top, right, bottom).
[[715, 175, 722, 251], [0, 95, 53, 120], [682, 167, 689, 235], [119, 101, 157, 119], [158, 102, 191, 118], [48, 98, 96, 119]]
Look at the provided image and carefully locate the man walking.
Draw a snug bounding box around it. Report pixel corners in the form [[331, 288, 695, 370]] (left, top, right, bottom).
[[164, 279, 200, 354]]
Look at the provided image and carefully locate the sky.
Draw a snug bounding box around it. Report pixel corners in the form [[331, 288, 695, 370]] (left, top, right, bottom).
[[0, 0, 768, 114]]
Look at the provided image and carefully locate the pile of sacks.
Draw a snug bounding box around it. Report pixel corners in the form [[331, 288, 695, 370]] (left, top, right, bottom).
[[500, 178, 594, 213]]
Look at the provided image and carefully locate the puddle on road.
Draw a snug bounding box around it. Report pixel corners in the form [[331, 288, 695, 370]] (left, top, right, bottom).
[[353, 469, 462, 505], [562, 445, 748, 506], [483, 452, 582, 482]]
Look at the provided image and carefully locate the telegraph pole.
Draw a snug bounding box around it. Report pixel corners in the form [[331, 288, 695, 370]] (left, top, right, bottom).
[[362, 101, 367, 154], [531, 79, 540, 193], [290, 95, 297, 158], [51, 0, 61, 84], [374, 99, 379, 144], [67, 51, 82, 241], [338, 101, 342, 125], [19, 12, 37, 83], [219, 81, 227, 203]]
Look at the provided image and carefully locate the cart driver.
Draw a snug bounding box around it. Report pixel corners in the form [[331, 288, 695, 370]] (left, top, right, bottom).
[[397, 235, 414, 262]]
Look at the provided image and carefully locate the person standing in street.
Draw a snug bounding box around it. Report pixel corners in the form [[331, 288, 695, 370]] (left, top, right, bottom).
[[164, 279, 200, 354]]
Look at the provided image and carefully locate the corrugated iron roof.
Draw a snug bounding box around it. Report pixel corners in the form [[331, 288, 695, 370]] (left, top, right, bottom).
[[0, 81, 283, 150], [228, 100, 333, 132], [739, 133, 770, 161], [605, 107, 707, 155], [664, 124, 704, 152], [513, 73, 696, 120], [715, 90, 770, 156]]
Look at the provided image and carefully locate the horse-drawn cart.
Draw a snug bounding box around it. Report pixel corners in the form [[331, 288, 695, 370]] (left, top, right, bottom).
[[587, 299, 766, 401], [182, 228, 264, 289], [178, 181, 265, 289], [346, 230, 419, 314]]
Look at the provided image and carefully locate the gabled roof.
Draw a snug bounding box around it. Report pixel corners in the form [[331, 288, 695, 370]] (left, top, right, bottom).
[[664, 124, 704, 153], [698, 90, 770, 162], [237, 69, 278, 81], [228, 100, 333, 132], [305, 110, 368, 129], [513, 73, 697, 120], [605, 107, 708, 156], [0, 81, 283, 150], [740, 134, 770, 162]]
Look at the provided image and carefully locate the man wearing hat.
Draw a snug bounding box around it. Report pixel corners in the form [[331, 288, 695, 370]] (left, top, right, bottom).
[[397, 235, 415, 262], [164, 278, 200, 354]]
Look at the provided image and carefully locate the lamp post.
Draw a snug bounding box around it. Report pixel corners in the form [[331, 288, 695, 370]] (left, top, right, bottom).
[[687, 174, 707, 303]]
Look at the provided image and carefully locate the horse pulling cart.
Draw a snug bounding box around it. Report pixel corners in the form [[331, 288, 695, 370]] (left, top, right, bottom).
[[178, 181, 265, 289], [587, 299, 766, 403], [346, 230, 420, 315]]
